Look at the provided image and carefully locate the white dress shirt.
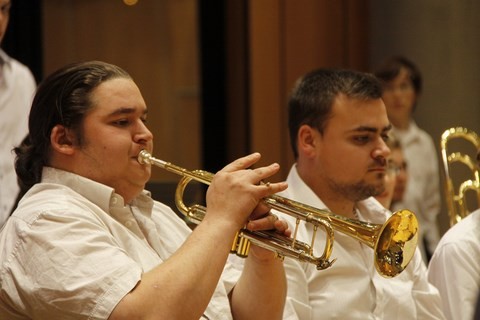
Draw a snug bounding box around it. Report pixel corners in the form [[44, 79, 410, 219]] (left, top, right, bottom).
[[0, 167, 239, 319], [391, 121, 441, 261], [428, 209, 480, 320], [279, 165, 445, 320], [0, 49, 36, 226]]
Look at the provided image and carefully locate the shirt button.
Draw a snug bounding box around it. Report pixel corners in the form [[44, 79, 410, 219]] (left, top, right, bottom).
[[125, 220, 134, 228]]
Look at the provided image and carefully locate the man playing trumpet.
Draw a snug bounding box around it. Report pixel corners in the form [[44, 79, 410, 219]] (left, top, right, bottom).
[[279, 68, 445, 319], [0, 61, 290, 319]]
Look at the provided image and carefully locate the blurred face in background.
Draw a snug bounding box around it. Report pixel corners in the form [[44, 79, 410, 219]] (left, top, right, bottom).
[[390, 147, 408, 203], [380, 67, 417, 129], [0, 0, 10, 44], [375, 160, 397, 209]]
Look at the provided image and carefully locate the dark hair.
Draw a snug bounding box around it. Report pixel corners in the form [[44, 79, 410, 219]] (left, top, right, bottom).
[[288, 68, 382, 159], [373, 55, 422, 95], [14, 61, 132, 191]]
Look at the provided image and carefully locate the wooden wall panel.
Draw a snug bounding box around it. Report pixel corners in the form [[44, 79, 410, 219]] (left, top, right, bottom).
[[345, 0, 369, 70], [248, 0, 285, 179]]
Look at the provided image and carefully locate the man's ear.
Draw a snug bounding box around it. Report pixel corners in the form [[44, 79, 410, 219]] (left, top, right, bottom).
[[297, 124, 317, 158], [50, 125, 75, 155]]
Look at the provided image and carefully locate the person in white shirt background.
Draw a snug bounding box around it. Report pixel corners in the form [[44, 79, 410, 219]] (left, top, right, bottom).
[[374, 133, 405, 210], [279, 68, 445, 319], [388, 135, 409, 211], [427, 150, 480, 320], [0, 0, 37, 226], [373, 56, 442, 263]]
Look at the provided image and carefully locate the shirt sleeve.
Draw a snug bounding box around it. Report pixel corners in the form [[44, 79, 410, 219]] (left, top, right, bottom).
[[409, 249, 446, 319], [428, 241, 479, 320], [3, 209, 143, 319], [420, 137, 442, 253]]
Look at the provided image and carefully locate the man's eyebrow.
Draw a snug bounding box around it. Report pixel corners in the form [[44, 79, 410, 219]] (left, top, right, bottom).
[[350, 124, 392, 133], [382, 123, 393, 132], [107, 107, 148, 117]]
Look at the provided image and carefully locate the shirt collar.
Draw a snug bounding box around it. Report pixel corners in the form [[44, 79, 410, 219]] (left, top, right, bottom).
[[41, 167, 154, 215], [0, 49, 10, 66], [392, 120, 421, 145]]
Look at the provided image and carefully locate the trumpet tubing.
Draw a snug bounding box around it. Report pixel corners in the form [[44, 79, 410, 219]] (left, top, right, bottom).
[[138, 150, 418, 277]]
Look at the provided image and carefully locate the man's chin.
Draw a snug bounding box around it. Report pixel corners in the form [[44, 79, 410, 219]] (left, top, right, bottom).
[[373, 187, 386, 198], [365, 182, 385, 198]]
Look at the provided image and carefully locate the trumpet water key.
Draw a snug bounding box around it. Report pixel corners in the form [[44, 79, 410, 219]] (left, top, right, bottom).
[[138, 150, 419, 277]]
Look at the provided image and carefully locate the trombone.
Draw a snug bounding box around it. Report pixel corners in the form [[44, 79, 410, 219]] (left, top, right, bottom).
[[138, 150, 418, 278], [440, 127, 480, 226]]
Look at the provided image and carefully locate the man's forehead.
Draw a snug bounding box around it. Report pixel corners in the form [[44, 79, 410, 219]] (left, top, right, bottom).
[[328, 98, 390, 132]]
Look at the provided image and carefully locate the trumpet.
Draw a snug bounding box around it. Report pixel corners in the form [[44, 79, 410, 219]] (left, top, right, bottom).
[[138, 150, 418, 278]]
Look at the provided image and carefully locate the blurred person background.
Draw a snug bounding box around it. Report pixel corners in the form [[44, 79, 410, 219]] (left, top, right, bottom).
[[374, 56, 441, 263], [0, 0, 39, 226], [374, 133, 406, 210]]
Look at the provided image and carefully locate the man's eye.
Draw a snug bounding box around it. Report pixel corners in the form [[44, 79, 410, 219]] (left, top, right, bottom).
[[353, 136, 370, 144], [113, 119, 129, 126]]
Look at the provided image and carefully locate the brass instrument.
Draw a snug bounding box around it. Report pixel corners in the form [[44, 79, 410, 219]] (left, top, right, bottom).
[[138, 150, 419, 278], [441, 127, 480, 226]]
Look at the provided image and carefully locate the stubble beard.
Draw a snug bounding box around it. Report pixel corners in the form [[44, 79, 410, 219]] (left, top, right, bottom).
[[328, 172, 386, 202]]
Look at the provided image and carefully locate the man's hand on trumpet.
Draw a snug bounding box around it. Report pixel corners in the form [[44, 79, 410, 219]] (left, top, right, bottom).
[[246, 210, 293, 262], [205, 152, 288, 235], [204, 152, 289, 320]]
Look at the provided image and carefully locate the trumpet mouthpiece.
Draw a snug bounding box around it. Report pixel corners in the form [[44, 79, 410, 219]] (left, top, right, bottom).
[[137, 150, 152, 165], [137, 150, 168, 168]]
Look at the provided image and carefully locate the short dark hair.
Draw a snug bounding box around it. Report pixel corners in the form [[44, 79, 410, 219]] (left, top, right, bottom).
[[373, 55, 422, 95], [288, 68, 382, 159], [14, 61, 132, 191]]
